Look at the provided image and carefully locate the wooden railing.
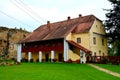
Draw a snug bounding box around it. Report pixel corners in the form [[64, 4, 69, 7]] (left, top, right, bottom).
[[90, 56, 120, 65]]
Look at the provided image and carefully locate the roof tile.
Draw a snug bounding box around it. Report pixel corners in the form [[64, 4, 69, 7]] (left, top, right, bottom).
[[21, 15, 96, 43]]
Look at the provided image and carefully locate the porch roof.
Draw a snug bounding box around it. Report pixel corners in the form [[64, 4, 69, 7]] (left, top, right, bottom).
[[66, 40, 91, 53]]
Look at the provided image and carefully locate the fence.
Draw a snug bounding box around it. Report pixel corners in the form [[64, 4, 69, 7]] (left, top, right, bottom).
[[90, 56, 120, 65]]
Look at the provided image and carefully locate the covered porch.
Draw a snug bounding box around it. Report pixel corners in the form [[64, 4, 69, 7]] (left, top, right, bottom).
[[17, 39, 65, 62], [17, 39, 91, 63]]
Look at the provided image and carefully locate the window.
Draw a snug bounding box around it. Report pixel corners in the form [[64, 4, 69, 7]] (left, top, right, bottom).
[[93, 37, 96, 45], [94, 52, 96, 56], [103, 53, 105, 56], [77, 37, 81, 43], [102, 39, 104, 46], [99, 50, 101, 56], [96, 25, 97, 28], [0, 40, 2, 44]]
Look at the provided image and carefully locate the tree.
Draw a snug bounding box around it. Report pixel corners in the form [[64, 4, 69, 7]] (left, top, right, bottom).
[[104, 0, 120, 55], [108, 40, 120, 56]]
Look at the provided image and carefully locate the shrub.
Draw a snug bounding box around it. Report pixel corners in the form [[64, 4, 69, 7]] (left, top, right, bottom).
[[53, 59, 57, 62], [49, 58, 51, 62], [67, 59, 72, 63], [42, 59, 45, 62], [16, 62, 21, 65], [30, 59, 33, 62], [22, 58, 28, 62], [36, 59, 39, 62], [76, 59, 80, 64]]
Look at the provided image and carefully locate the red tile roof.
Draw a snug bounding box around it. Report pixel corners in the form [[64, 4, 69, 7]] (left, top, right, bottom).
[[21, 15, 97, 43], [67, 40, 91, 53]]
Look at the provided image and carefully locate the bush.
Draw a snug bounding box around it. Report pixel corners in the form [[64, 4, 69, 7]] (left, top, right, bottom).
[[36, 59, 39, 62], [30, 59, 33, 62], [22, 58, 28, 62], [53, 59, 57, 62], [76, 59, 80, 64], [49, 58, 51, 62], [67, 59, 72, 63], [15, 62, 21, 65], [42, 59, 45, 62]]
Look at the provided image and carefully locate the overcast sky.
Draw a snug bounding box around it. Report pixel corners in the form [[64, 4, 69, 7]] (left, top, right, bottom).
[[0, 0, 111, 31]]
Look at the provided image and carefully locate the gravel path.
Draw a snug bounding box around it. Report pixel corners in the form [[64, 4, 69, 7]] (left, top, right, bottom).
[[88, 64, 120, 78]]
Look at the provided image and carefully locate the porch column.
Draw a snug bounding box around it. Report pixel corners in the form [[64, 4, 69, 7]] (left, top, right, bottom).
[[80, 50, 86, 63], [39, 51, 42, 62], [51, 50, 55, 62], [64, 39, 68, 62], [80, 50, 84, 63], [17, 44, 22, 62], [28, 52, 32, 62]]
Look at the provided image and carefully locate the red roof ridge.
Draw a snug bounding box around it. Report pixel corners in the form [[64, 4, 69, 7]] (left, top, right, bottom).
[[34, 14, 96, 31]]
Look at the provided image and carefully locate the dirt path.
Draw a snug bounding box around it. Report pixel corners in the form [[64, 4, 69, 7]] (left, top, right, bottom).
[[88, 64, 120, 78]]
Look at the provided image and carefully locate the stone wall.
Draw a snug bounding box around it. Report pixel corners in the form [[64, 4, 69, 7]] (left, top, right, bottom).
[[0, 27, 30, 59]]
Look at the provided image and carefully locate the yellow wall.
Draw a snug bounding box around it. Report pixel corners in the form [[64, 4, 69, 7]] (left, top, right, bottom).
[[72, 33, 90, 49], [65, 19, 108, 62], [89, 19, 108, 56], [24, 51, 63, 62], [66, 32, 89, 61], [23, 19, 108, 62], [68, 49, 80, 61]]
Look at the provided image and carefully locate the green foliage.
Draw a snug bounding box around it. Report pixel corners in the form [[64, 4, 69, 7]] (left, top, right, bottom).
[[0, 58, 15, 66], [104, 0, 120, 55], [0, 63, 120, 80], [104, 0, 120, 42], [108, 40, 120, 56]]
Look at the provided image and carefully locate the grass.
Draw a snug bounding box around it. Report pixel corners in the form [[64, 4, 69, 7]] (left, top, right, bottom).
[[95, 64, 120, 74], [0, 63, 120, 80]]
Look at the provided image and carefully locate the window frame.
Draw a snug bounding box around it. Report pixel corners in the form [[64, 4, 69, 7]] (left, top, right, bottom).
[[102, 38, 104, 46], [93, 37, 96, 45], [77, 37, 81, 43]]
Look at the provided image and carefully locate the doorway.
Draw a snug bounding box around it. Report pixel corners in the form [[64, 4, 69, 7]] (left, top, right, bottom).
[[58, 53, 63, 62], [45, 53, 49, 62]]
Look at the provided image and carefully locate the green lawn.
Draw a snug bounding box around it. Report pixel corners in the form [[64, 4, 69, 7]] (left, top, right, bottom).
[[0, 63, 120, 80], [95, 64, 120, 74]]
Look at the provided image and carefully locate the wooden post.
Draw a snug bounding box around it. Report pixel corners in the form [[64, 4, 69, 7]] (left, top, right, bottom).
[[39, 51, 42, 62]]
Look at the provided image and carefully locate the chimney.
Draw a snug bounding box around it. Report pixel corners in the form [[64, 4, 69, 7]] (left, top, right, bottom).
[[47, 21, 50, 28], [79, 14, 82, 18], [67, 16, 71, 20]]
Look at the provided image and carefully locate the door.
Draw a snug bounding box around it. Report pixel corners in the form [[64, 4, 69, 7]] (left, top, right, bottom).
[[58, 53, 63, 62], [45, 53, 49, 62], [86, 56, 89, 63]]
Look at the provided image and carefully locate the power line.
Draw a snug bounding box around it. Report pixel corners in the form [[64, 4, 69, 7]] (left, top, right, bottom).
[[10, 0, 43, 24], [18, 0, 46, 23], [0, 10, 32, 27]]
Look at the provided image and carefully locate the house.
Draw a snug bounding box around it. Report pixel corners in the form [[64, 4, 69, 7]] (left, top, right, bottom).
[[17, 14, 108, 63]]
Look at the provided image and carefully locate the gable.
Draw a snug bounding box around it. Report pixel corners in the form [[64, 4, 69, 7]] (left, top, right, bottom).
[[89, 19, 106, 35]]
